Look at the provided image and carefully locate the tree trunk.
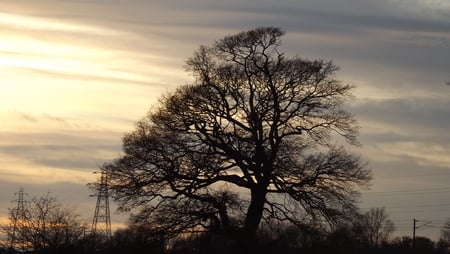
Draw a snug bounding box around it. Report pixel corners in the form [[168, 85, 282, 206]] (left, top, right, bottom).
[[242, 186, 267, 244]]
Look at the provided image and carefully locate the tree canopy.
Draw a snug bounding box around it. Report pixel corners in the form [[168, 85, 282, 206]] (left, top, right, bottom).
[[104, 27, 371, 243]]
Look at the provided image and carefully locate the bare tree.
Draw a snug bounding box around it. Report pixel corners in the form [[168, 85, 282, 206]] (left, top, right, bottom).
[[104, 27, 371, 245], [358, 207, 395, 247], [441, 219, 450, 244], [2, 192, 87, 252]]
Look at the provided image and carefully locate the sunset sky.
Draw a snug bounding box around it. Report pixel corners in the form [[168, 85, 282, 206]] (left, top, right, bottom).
[[1, 0, 449, 239]]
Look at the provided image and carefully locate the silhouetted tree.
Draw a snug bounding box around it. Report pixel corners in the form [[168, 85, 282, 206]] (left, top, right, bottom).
[[358, 207, 395, 247], [1, 192, 87, 253], [256, 221, 324, 254], [438, 219, 450, 253], [103, 27, 371, 248], [415, 236, 436, 253], [107, 224, 165, 254], [325, 224, 363, 254], [441, 219, 450, 244]]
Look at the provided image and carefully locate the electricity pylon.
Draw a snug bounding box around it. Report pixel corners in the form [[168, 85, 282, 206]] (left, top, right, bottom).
[[9, 187, 28, 250], [90, 170, 112, 240]]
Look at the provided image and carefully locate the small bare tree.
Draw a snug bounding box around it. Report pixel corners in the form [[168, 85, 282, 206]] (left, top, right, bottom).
[[2, 192, 87, 252], [441, 219, 450, 244], [359, 207, 395, 247]]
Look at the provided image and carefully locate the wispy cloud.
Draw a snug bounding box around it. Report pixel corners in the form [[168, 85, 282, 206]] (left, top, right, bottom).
[[0, 12, 122, 35]]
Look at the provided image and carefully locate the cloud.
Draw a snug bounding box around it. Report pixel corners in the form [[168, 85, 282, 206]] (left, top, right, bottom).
[[0, 12, 122, 36], [16, 112, 38, 123], [350, 96, 450, 174], [352, 97, 450, 135], [0, 129, 123, 169], [0, 112, 127, 183], [0, 144, 118, 171], [4, 0, 448, 94]]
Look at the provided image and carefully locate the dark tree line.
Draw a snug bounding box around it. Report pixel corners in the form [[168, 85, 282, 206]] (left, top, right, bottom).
[[2, 198, 450, 254]]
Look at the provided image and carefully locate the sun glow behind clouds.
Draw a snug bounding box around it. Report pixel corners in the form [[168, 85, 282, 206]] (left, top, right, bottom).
[[0, 12, 120, 35], [0, 11, 185, 78], [0, 10, 164, 187], [0, 10, 166, 118], [0, 32, 150, 84]]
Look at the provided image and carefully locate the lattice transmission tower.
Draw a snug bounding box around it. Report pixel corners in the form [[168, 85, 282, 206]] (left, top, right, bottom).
[[90, 170, 112, 239], [9, 187, 28, 250]]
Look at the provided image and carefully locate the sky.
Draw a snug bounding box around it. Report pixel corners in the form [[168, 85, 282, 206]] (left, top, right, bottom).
[[0, 0, 449, 240]]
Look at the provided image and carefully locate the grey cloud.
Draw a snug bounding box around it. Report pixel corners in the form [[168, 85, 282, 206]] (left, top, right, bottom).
[[166, 0, 450, 34], [15, 112, 67, 124], [0, 181, 91, 207], [359, 131, 450, 146], [0, 131, 123, 170], [368, 157, 450, 185], [0, 144, 119, 171], [16, 112, 39, 123], [42, 113, 67, 123], [166, 1, 449, 84], [9, 0, 450, 36], [7, 65, 167, 89], [9, 111, 135, 130], [352, 97, 450, 134], [8, 0, 449, 82]]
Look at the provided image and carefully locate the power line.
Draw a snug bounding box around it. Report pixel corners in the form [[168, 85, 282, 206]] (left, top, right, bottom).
[[386, 203, 450, 209], [375, 172, 450, 180], [361, 203, 450, 211], [362, 186, 450, 196]]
